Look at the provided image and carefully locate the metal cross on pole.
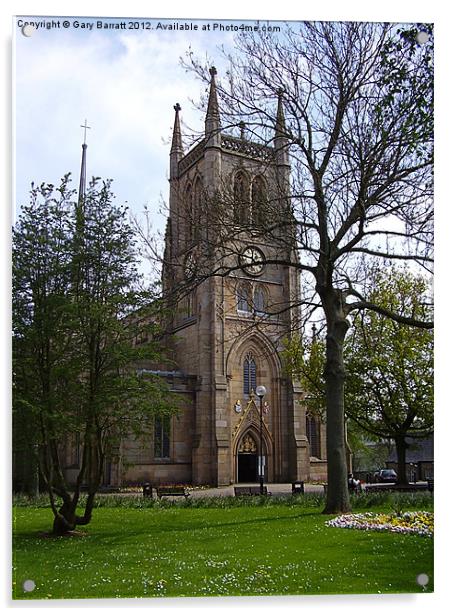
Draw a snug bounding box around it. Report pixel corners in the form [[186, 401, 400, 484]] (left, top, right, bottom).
[[80, 119, 91, 145]]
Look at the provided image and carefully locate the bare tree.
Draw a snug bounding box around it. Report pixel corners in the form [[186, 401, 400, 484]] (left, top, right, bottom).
[[137, 22, 433, 513]]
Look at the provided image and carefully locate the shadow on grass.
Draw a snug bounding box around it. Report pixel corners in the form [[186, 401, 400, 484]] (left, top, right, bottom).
[[13, 530, 91, 544], [13, 507, 331, 542], [15, 510, 326, 545], [82, 509, 325, 545]]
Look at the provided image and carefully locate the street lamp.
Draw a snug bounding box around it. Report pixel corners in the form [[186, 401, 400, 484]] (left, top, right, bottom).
[[255, 385, 267, 494]]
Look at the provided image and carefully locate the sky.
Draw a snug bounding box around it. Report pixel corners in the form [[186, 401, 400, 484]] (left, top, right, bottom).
[[5, 1, 452, 613], [12, 13, 430, 269], [14, 16, 246, 237]]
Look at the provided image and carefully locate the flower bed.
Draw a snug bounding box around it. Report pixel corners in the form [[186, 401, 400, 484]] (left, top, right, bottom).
[[326, 511, 433, 537]]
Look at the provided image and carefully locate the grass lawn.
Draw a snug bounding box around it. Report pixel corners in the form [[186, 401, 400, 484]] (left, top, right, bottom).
[[12, 498, 433, 600]]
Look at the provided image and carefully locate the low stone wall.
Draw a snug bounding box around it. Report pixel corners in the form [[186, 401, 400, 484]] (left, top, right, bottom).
[[121, 463, 192, 486], [309, 459, 327, 483]]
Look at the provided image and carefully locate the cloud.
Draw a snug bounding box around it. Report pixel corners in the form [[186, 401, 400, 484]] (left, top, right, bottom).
[[14, 18, 232, 227]]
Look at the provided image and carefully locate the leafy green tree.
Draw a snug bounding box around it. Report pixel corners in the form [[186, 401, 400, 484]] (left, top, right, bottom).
[[283, 268, 433, 484], [13, 178, 75, 500], [377, 24, 433, 153], [283, 328, 325, 421], [344, 268, 433, 485], [348, 431, 392, 476], [13, 176, 177, 534]]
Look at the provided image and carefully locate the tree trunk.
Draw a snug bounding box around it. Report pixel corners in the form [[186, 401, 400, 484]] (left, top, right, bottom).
[[51, 491, 97, 535], [75, 493, 96, 526], [49, 439, 101, 535], [394, 436, 408, 485], [23, 444, 40, 497], [321, 289, 351, 514], [52, 502, 77, 535]]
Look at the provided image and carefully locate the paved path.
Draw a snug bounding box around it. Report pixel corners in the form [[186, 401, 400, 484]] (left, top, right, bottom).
[[99, 481, 431, 499], [98, 483, 326, 499], [189, 483, 325, 498]]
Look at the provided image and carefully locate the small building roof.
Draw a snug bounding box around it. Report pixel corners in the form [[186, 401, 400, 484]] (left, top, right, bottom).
[[386, 437, 434, 463]]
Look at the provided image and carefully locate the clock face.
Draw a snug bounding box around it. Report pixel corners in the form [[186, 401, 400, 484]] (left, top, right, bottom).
[[184, 252, 196, 279], [240, 246, 265, 275]]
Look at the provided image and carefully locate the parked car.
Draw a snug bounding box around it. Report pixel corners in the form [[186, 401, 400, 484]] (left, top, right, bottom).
[[374, 468, 398, 483]]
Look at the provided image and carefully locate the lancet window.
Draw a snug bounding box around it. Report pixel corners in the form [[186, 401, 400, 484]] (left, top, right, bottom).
[[192, 178, 202, 241], [251, 175, 267, 225], [237, 283, 252, 313], [233, 171, 250, 224], [183, 183, 193, 249], [154, 415, 171, 459], [306, 414, 321, 459], [243, 351, 257, 396], [253, 285, 266, 315]]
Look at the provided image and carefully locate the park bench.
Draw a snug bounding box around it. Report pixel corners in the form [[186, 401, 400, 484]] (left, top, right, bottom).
[[234, 486, 270, 496], [427, 478, 434, 492], [156, 486, 190, 500]]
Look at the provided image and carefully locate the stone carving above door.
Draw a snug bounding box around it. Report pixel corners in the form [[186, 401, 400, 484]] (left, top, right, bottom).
[[238, 432, 257, 453]]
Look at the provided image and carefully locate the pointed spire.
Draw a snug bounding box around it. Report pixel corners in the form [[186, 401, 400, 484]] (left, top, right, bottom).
[[274, 89, 290, 168], [205, 66, 221, 147], [74, 122, 90, 290], [78, 143, 87, 208], [206, 66, 219, 120], [170, 103, 183, 180], [170, 103, 184, 157], [78, 119, 90, 209], [275, 88, 286, 137]]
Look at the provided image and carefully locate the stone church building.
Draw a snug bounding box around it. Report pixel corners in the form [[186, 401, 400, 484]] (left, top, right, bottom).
[[65, 68, 327, 489], [112, 68, 328, 488]]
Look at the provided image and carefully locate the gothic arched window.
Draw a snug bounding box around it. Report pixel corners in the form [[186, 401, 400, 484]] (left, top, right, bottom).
[[154, 415, 171, 459], [251, 176, 267, 225], [306, 414, 321, 459], [243, 351, 257, 396], [253, 285, 266, 315], [237, 283, 251, 313], [192, 178, 202, 240], [184, 183, 193, 249], [181, 290, 195, 319], [234, 171, 249, 224]]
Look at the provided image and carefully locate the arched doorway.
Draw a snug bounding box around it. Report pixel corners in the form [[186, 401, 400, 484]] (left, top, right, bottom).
[[237, 432, 258, 482], [237, 431, 267, 483]]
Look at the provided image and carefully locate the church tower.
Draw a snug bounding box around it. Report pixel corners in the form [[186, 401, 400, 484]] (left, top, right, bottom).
[[163, 68, 326, 486]]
